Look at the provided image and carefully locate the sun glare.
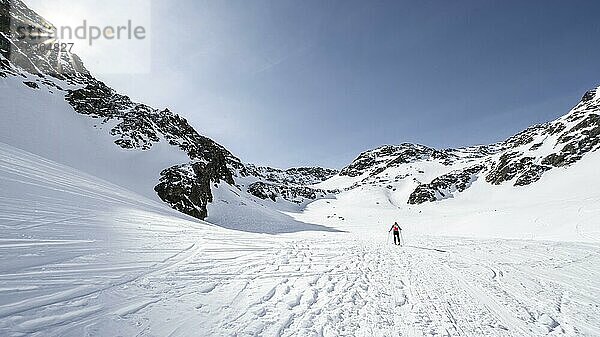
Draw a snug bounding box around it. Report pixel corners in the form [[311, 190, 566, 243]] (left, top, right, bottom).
[[25, 0, 89, 33], [20, 0, 152, 74]]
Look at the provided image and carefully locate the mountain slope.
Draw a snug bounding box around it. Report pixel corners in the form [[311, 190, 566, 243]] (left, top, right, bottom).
[[298, 87, 600, 241], [1, 142, 599, 337], [316, 86, 600, 206], [2, 0, 600, 237], [0, 0, 336, 231]]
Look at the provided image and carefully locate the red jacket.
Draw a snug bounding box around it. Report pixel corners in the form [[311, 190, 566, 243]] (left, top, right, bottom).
[[390, 224, 401, 232]]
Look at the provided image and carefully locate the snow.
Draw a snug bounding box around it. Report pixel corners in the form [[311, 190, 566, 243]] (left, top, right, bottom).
[[1, 59, 600, 335], [206, 182, 339, 234], [295, 149, 600, 241], [1, 142, 600, 336], [0, 74, 189, 201], [2, 3, 600, 333]]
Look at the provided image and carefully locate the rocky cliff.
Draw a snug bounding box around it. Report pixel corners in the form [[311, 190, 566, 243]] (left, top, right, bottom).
[[0, 0, 335, 220]]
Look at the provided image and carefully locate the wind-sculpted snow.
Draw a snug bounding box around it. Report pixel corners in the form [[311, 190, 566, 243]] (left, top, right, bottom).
[[3, 2, 600, 334]]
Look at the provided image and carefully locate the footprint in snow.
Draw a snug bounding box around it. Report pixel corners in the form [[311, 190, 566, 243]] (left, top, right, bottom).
[[287, 295, 301, 309], [254, 307, 267, 317], [261, 287, 277, 302], [538, 313, 560, 331], [198, 282, 217, 294]]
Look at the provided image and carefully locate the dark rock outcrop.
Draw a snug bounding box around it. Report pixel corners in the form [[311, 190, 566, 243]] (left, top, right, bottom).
[[514, 164, 551, 186], [247, 181, 332, 203], [408, 165, 484, 204], [582, 89, 597, 102], [486, 154, 553, 186], [4, 0, 600, 218], [155, 161, 234, 219], [244, 165, 338, 186], [339, 144, 457, 178], [64, 78, 246, 219], [542, 114, 600, 167], [2, 0, 244, 220], [22, 80, 38, 89]]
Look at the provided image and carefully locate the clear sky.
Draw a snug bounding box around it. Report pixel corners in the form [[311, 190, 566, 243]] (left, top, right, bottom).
[[27, 0, 600, 169]]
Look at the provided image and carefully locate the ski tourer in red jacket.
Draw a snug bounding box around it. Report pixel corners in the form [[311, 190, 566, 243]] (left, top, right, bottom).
[[389, 222, 402, 245]]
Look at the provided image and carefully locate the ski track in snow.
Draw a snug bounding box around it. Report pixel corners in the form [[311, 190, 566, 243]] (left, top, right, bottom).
[[1, 144, 600, 337]]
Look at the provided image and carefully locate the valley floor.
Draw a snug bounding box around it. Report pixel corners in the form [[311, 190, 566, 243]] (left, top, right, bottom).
[[2, 232, 600, 337], [1, 143, 600, 337]]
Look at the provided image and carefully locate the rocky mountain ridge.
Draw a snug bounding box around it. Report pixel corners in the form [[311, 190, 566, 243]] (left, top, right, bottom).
[[2, 0, 599, 223], [0, 0, 336, 220], [329, 87, 600, 205]]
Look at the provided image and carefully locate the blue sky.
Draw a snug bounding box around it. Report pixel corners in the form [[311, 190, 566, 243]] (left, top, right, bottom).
[[30, 0, 600, 168]]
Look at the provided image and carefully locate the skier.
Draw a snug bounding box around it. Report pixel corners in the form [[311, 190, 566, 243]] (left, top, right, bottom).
[[389, 222, 402, 246]]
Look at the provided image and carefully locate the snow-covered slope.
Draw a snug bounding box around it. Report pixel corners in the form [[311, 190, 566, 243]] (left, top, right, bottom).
[[300, 87, 600, 241], [0, 70, 190, 200], [317, 86, 600, 201], [0, 0, 336, 231], [0, 69, 334, 234], [2, 2, 600, 335], [298, 148, 600, 241], [1, 142, 599, 336]]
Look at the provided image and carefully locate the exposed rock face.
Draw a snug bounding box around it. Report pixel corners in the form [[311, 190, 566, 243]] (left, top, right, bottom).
[[155, 162, 234, 219], [408, 165, 484, 204], [247, 181, 332, 204], [0, 0, 88, 79], [3, 0, 600, 218], [542, 114, 600, 167], [514, 164, 552, 187], [334, 84, 600, 204], [65, 80, 242, 163], [339, 144, 458, 178], [62, 75, 340, 218], [582, 89, 597, 102], [484, 90, 600, 186], [242, 166, 338, 205], [244, 165, 337, 186], [62, 68, 245, 220], [22, 80, 38, 89], [2, 0, 314, 220], [485, 153, 550, 186]]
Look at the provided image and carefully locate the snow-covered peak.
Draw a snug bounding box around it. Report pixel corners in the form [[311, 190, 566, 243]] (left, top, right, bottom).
[[338, 143, 454, 178], [581, 86, 599, 103], [320, 86, 600, 205]]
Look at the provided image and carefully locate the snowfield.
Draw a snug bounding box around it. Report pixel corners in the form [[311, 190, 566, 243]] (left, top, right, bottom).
[[298, 150, 600, 243], [1, 142, 599, 337]]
